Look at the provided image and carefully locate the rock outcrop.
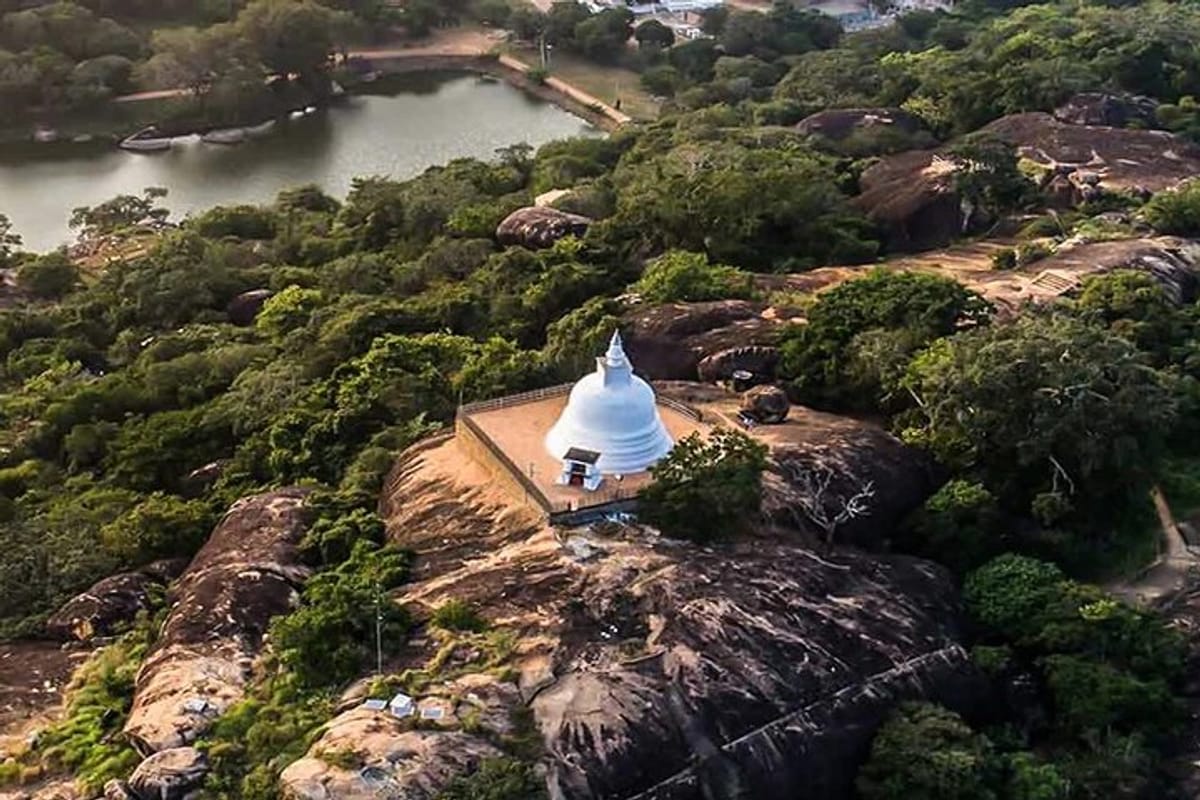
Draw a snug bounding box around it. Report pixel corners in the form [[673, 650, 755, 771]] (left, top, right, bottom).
[[127, 747, 209, 800], [353, 410, 978, 800], [796, 107, 934, 151], [280, 709, 505, 800], [46, 560, 186, 642], [695, 344, 780, 384], [853, 149, 970, 252], [496, 207, 591, 250], [740, 384, 790, 423], [123, 488, 311, 755], [619, 301, 784, 381], [226, 289, 273, 326], [1053, 92, 1159, 129], [981, 111, 1200, 195], [855, 113, 1200, 250]]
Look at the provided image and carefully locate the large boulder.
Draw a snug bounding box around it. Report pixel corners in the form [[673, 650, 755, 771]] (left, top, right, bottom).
[[981, 111, 1200, 195], [280, 710, 504, 800], [696, 344, 780, 384], [46, 561, 186, 642], [127, 747, 208, 800], [371, 411, 979, 800], [620, 301, 783, 381], [796, 107, 934, 151], [226, 289, 273, 327], [740, 384, 790, 423], [853, 149, 971, 252], [1053, 92, 1159, 129], [496, 207, 591, 250], [124, 488, 311, 755]]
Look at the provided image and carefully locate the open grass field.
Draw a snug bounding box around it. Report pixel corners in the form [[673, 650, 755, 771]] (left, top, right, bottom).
[[509, 44, 660, 121]]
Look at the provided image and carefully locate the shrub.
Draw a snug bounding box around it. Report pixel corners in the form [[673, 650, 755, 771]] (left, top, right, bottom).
[[631, 250, 754, 303], [526, 66, 548, 85], [1143, 181, 1200, 235], [963, 554, 1065, 641], [436, 757, 546, 800], [431, 599, 488, 632], [99, 493, 214, 564], [857, 702, 999, 800], [639, 428, 768, 542], [17, 253, 80, 300]]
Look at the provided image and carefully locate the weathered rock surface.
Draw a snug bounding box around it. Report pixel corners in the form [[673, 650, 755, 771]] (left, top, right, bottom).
[[1053, 92, 1159, 129], [496, 207, 591, 250], [280, 709, 505, 800], [796, 107, 934, 148], [982, 111, 1200, 195], [856, 113, 1200, 250], [696, 344, 780, 384], [127, 747, 208, 800], [620, 301, 784, 381], [46, 560, 186, 642], [226, 289, 273, 326], [363, 407, 978, 800], [124, 488, 311, 755], [853, 149, 970, 252], [740, 383, 790, 423]]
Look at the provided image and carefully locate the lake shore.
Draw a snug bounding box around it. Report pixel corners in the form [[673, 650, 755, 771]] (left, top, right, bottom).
[[0, 30, 633, 150]]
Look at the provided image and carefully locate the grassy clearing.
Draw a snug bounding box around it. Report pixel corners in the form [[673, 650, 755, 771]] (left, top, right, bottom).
[[508, 45, 659, 121]]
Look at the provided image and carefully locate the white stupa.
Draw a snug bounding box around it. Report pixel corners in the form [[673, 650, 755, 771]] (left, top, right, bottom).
[[545, 330, 674, 476]]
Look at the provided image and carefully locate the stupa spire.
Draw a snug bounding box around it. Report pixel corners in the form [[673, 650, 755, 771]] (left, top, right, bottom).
[[599, 329, 631, 386]]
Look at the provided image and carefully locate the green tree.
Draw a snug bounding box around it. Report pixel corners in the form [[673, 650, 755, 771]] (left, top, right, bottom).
[[255, 285, 325, 340], [235, 0, 355, 84], [898, 479, 1001, 573], [0, 213, 21, 267], [946, 134, 1037, 219], [779, 269, 989, 411], [98, 492, 214, 563], [16, 252, 79, 300], [901, 314, 1179, 527], [572, 7, 632, 62], [962, 553, 1065, 642], [857, 702, 999, 800], [638, 428, 768, 542], [634, 19, 674, 50], [69, 187, 169, 238], [631, 250, 753, 303]]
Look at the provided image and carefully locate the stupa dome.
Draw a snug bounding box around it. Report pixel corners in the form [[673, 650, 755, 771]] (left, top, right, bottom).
[[545, 331, 673, 475]]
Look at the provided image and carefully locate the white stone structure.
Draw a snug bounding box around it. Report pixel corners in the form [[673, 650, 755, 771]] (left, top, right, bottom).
[[545, 331, 674, 477]]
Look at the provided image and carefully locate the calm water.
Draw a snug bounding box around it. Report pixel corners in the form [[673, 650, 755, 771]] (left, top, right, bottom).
[[0, 72, 596, 252]]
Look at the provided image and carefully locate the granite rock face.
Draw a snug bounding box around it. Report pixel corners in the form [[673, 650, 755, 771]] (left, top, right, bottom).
[[620, 301, 783, 381], [357, 418, 980, 800], [127, 747, 209, 800], [496, 207, 592, 250], [226, 289, 273, 326], [280, 708, 505, 800], [1053, 92, 1159, 129], [796, 107, 935, 152], [46, 560, 185, 642], [123, 488, 311, 755], [740, 384, 790, 423]]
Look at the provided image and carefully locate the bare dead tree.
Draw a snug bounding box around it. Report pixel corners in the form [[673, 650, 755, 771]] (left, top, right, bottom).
[[778, 461, 876, 549]]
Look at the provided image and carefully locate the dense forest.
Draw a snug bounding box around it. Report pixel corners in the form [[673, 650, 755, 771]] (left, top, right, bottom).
[[3, 0, 1200, 797]]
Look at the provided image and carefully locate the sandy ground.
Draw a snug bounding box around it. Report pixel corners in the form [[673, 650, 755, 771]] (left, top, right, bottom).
[[466, 394, 706, 510]]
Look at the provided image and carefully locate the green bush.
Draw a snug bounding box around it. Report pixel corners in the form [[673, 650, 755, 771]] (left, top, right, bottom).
[[16, 253, 80, 301], [1144, 181, 1200, 235], [639, 428, 768, 542], [431, 599, 488, 633], [857, 702, 999, 800], [99, 492, 214, 564], [436, 757, 546, 800], [631, 250, 754, 303]]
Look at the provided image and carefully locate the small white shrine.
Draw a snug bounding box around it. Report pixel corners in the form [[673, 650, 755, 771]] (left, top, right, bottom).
[[545, 331, 674, 487]]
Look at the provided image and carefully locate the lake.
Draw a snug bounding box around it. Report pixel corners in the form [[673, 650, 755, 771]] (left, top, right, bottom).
[[0, 72, 597, 252]]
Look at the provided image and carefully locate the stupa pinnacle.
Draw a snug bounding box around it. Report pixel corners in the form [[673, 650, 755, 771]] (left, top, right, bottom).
[[544, 330, 674, 475]]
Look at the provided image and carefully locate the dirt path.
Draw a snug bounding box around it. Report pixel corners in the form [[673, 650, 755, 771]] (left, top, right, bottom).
[[0, 642, 93, 759]]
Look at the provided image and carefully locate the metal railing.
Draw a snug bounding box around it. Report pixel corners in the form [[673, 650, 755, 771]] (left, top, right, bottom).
[[658, 395, 703, 422], [458, 383, 572, 416]]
